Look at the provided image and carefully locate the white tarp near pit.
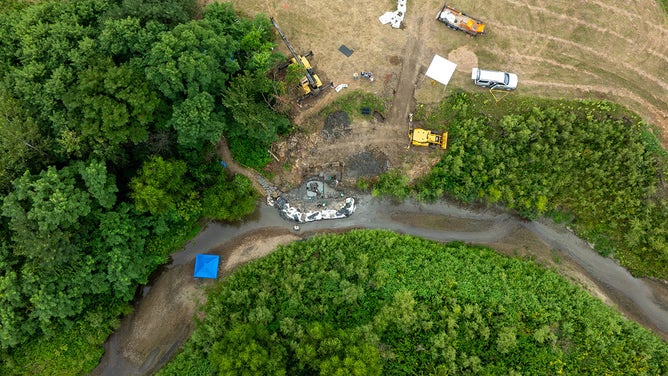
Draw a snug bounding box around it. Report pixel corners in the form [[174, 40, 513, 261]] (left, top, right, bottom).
[[379, 0, 407, 28], [275, 197, 356, 223], [379, 12, 394, 25], [425, 55, 458, 87]]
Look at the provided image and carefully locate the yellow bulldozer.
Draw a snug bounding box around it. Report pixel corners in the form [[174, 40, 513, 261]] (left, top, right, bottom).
[[408, 113, 448, 149]]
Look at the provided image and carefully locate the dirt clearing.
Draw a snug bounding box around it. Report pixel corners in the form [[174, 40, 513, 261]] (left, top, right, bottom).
[[224, 0, 667, 157]]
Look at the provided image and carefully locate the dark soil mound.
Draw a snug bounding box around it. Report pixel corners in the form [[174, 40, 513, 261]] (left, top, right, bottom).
[[322, 111, 351, 141], [345, 149, 389, 180]]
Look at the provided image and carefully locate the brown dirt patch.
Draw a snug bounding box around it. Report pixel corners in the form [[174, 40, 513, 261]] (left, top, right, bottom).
[[448, 46, 478, 73], [216, 230, 300, 271], [321, 111, 352, 140], [345, 149, 390, 180]]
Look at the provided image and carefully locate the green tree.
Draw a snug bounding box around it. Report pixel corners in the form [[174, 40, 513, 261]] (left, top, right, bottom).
[[130, 156, 193, 215], [0, 91, 49, 194], [104, 0, 197, 27], [223, 70, 291, 136], [0, 161, 114, 344], [170, 91, 224, 149], [209, 324, 287, 375], [202, 173, 257, 221], [60, 58, 159, 159], [372, 169, 410, 200]]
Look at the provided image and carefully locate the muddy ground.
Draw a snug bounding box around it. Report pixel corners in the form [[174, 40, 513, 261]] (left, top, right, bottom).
[[91, 228, 301, 376]]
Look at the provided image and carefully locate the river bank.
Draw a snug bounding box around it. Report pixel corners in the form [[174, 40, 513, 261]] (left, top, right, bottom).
[[91, 195, 668, 375]]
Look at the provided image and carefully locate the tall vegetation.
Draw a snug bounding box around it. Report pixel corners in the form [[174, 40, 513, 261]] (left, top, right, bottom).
[[373, 92, 668, 279], [159, 230, 668, 375], [0, 0, 284, 373]]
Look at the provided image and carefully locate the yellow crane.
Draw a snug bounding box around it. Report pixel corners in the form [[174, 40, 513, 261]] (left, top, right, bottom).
[[271, 17, 323, 99]]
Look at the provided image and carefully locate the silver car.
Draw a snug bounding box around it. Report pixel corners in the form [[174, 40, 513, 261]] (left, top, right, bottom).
[[471, 68, 518, 90]]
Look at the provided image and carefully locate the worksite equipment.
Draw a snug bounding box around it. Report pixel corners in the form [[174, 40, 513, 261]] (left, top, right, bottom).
[[271, 17, 323, 98], [436, 3, 486, 36], [408, 113, 448, 149]]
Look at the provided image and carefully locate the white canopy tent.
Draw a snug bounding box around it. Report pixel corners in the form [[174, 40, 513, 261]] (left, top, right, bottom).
[[425, 55, 458, 87]]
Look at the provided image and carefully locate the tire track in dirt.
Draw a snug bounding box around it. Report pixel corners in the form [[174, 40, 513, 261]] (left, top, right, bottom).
[[503, 0, 668, 62], [494, 23, 668, 93], [388, 18, 423, 126], [588, 0, 668, 36], [291, 90, 338, 126], [485, 47, 599, 78]]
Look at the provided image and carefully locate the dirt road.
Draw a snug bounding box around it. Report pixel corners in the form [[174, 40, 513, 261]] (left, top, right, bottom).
[[91, 196, 668, 376]]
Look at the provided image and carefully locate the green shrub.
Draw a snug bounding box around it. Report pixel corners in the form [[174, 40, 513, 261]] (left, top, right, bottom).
[[418, 92, 668, 278]]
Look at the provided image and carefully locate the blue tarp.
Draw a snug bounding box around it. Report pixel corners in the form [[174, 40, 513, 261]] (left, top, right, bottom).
[[194, 254, 220, 278]]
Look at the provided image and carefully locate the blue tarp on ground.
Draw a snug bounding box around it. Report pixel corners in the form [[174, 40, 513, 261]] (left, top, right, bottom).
[[194, 254, 220, 278]]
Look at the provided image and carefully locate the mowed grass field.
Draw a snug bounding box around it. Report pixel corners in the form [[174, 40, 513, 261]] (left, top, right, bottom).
[[224, 0, 668, 146]]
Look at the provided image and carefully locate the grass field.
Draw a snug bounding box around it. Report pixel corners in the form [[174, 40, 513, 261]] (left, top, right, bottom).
[[224, 0, 668, 147], [658, 0, 668, 13]]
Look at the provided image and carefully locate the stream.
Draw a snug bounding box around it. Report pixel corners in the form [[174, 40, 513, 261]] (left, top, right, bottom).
[[91, 195, 668, 375]]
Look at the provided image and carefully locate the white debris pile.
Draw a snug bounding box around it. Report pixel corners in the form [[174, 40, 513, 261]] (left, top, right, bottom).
[[379, 0, 407, 29], [335, 83, 348, 92], [275, 197, 356, 223]]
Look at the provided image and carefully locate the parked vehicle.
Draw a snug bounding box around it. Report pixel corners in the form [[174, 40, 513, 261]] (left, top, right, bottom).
[[471, 68, 518, 90], [408, 113, 448, 149], [436, 3, 486, 36]]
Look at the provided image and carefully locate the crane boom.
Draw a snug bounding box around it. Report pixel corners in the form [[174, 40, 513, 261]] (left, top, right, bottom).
[[270, 17, 300, 63], [270, 17, 318, 89]]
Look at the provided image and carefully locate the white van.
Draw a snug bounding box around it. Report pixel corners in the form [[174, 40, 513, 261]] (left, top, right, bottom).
[[471, 68, 518, 90]]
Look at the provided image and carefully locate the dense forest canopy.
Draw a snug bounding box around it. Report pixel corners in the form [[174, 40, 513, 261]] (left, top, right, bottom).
[[1, 0, 666, 374], [159, 230, 668, 375], [0, 0, 285, 368]]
